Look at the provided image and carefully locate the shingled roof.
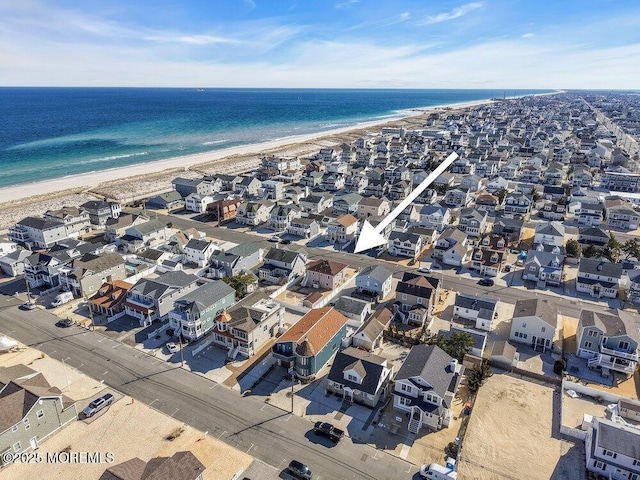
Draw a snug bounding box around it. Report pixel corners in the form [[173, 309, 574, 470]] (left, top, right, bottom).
[[306, 259, 348, 276], [277, 307, 347, 356]]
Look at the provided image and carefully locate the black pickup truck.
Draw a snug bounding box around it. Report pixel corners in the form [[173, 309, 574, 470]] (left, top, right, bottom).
[[313, 422, 344, 443]]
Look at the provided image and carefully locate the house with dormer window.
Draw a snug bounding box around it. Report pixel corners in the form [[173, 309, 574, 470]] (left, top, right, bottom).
[[576, 309, 639, 378], [457, 208, 487, 237], [584, 416, 640, 479], [393, 345, 464, 433], [576, 258, 624, 299], [256, 248, 307, 285], [388, 231, 423, 259], [453, 293, 498, 331], [418, 204, 452, 232], [471, 234, 505, 278], [395, 273, 441, 328], [326, 347, 393, 408], [503, 192, 533, 219], [522, 245, 565, 288]]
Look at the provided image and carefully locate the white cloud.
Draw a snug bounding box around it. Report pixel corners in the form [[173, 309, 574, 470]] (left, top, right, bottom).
[[522, 33, 536, 38], [335, 0, 359, 9], [419, 2, 484, 25], [144, 34, 238, 45]]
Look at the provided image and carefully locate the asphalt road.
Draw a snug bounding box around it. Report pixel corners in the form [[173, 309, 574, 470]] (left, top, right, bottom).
[[0, 295, 416, 480], [155, 210, 619, 319]]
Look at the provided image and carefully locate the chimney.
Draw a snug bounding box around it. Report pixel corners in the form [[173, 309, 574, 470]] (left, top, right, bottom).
[[450, 359, 458, 373]]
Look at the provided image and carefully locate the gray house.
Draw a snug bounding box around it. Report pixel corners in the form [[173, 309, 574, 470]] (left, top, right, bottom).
[[0, 366, 77, 460], [209, 244, 263, 279], [326, 347, 393, 408], [453, 292, 498, 331], [355, 265, 393, 301], [168, 280, 236, 342], [146, 190, 184, 210], [8, 217, 68, 249], [256, 248, 307, 285], [334, 296, 372, 329], [576, 309, 639, 377], [58, 252, 127, 297]]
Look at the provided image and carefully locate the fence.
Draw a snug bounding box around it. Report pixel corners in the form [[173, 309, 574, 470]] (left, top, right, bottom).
[[268, 275, 302, 299], [561, 379, 625, 404], [147, 323, 170, 340], [509, 366, 562, 386], [192, 338, 215, 356]]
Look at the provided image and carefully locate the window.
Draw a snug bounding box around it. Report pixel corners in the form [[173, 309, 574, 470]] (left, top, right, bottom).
[[584, 341, 592, 348], [522, 323, 527, 328], [541, 327, 546, 333], [588, 330, 598, 337], [523, 334, 528, 339], [619, 341, 630, 350], [402, 293, 407, 301], [399, 397, 411, 406], [417, 297, 423, 305], [11, 425, 18, 433], [347, 374, 357, 382], [12, 442, 20, 453], [23, 419, 30, 430], [400, 383, 411, 393], [603, 450, 617, 459], [634, 459, 640, 466]]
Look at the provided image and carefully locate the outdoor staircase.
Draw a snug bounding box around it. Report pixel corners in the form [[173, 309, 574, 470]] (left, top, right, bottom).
[[228, 345, 240, 360], [408, 417, 421, 434]]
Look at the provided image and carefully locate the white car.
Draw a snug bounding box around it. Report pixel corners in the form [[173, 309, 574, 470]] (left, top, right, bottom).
[[166, 342, 179, 354], [418, 267, 432, 274]]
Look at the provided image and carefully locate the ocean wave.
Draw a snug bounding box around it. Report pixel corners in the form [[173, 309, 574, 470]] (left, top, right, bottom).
[[77, 151, 149, 165], [202, 139, 230, 145]]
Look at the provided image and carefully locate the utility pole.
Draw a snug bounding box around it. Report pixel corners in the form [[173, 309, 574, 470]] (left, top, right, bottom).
[[25, 276, 32, 304], [179, 332, 185, 367], [86, 295, 95, 330]]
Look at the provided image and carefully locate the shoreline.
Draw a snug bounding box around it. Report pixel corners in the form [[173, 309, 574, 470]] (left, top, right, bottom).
[[0, 97, 500, 205]]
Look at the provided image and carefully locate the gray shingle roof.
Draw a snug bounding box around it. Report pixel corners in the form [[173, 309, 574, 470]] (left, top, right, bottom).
[[455, 293, 497, 314], [326, 347, 387, 395], [17, 216, 64, 230], [173, 280, 235, 313], [184, 239, 212, 252], [594, 417, 640, 461], [578, 258, 623, 278], [513, 298, 557, 327], [334, 296, 370, 316], [357, 265, 392, 283]]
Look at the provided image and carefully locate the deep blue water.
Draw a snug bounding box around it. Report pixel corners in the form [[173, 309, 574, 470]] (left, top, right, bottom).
[[0, 88, 553, 188]]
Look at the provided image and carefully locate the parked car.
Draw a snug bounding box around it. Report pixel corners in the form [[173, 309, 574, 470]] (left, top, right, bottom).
[[418, 267, 432, 274], [56, 318, 73, 328], [269, 235, 280, 242], [419, 462, 458, 479], [50, 291, 74, 308], [287, 460, 313, 479], [504, 265, 511, 272], [280, 239, 292, 245], [20, 302, 36, 311], [166, 342, 179, 354], [313, 421, 344, 443], [82, 393, 114, 417], [478, 278, 494, 287]]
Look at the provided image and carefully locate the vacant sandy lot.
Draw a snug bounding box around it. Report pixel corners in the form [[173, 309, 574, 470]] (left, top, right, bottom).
[[0, 341, 253, 480], [458, 374, 584, 480]]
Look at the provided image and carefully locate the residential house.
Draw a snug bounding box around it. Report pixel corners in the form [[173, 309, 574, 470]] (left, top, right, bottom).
[[209, 244, 263, 279], [395, 273, 441, 327], [256, 248, 307, 285], [206, 198, 243, 222], [234, 177, 262, 197], [503, 192, 533, 219], [534, 221, 565, 247], [286, 217, 320, 238], [146, 190, 184, 210], [183, 239, 216, 267], [460, 175, 484, 192], [9, 217, 68, 249], [44, 207, 91, 236], [355, 265, 393, 301], [393, 344, 465, 432], [259, 180, 284, 201], [457, 208, 487, 237], [352, 307, 393, 351], [168, 280, 235, 342], [576, 258, 624, 299], [104, 213, 149, 243], [418, 204, 452, 232], [120, 220, 170, 253], [299, 171, 324, 188], [540, 202, 566, 221], [475, 191, 500, 214], [470, 234, 506, 277], [443, 188, 471, 208], [492, 216, 524, 244], [185, 193, 214, 213], [321, 173, 346, 192], [58, 252, 126, 298], [607, 204, 640, 230], [271, 307, 348, 379], [389, 181, 411, 201], [334, 296, 372, 328], [171, 177, 213, 198], [574, 202, 605, 227], [0, 249, 31, 277], [299, 194, 333, 214], [212, 296, 285, 358], [344, 174, 368, 193], [326, 347, 393, 408], [124, 271, 201, 324], [357, 196, 390, 220], [578, 227, 610, 246], [235, 201, 273, 226], [509, 298, 559, 352], [388, 231, 423, 259], [302, 260, 348, 290], [485, 176, 509, 193], [434, 228, 471, 267], [489, 341, 519, 370], [326, 214, 359, 244], [88, 280, 132, 317], [584, 416, 640, 479], [99, 451, 205, 480], [0, 366, 77, 460], [522, 245, 565, 288], [437, 325, 487, 358], [576, 309, 639, 377], [453, 293, 498, 331], [332, 193, 362, 216], [268, 205, 301, 232], [80, 200, 121, 227]]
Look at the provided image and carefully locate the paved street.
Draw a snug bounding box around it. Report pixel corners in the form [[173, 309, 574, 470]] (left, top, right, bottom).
[[0, 295, 417, 480]]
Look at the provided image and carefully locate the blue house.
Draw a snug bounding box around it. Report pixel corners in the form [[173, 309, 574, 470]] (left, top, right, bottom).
[[272, 307, 348, 379]]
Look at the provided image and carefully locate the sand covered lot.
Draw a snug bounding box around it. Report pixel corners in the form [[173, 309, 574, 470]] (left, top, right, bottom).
[[458, 374, 585, 480]]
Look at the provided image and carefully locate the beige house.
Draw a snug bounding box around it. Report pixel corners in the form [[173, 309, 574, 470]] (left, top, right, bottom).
[[357, 196, 390, 220], [509, 298, 560, 352], [302, 259, 348, 290], [326, 214, 359, 243]]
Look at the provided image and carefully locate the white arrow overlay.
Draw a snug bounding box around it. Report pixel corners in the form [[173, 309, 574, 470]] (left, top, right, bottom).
[[354, 151, 459, 253]]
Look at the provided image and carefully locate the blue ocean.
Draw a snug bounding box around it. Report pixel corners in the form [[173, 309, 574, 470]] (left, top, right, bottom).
[[0, 88, 553, 188]]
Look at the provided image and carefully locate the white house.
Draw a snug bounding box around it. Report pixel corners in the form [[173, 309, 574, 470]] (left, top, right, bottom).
[[453, 293, 498, 331], [576, 258, 624, 299], [509, 298, 560, 352], [584, 416, 640, 479], [185, 193, 214, 213]]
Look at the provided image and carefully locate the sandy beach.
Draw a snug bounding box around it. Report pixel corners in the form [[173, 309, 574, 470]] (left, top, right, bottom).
[[0, 98, 495, 230]]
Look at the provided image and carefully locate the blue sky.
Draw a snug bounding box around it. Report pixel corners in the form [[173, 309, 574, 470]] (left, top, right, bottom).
[[1, 0, 639, 88]]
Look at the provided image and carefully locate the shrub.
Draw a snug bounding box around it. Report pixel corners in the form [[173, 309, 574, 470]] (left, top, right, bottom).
[[553, 358, 567, 375]]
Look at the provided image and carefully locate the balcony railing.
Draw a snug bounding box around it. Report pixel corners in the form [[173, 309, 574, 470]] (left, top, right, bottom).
[[599, 344, 639, 362], [588, 355, 636, 374]]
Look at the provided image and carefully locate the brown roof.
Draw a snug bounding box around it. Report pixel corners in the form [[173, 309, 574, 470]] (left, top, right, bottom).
[[101, 452, 205, 480], [277, 307, 348, 354], [335, 214, 358, 227], [306, 259, 348, 276]]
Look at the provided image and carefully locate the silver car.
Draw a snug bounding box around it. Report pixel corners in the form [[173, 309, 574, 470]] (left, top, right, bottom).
[[83, 393, 114, 417]]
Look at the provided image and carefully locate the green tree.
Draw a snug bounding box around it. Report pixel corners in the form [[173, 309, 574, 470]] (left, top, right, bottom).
[[622, 238, 640, 260], [466, 363, 493, 393], [605, 233, 622, 263], [436, 332, 475, 362], [582, 244, 602, 258], [496, 189, 508, 205], [222, 273, 257, 299], [565, 239, 581, 258]]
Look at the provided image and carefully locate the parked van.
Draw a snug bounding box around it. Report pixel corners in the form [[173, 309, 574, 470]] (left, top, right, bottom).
[[419, 461, 458, 480], [50, 291, 74, 308]]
